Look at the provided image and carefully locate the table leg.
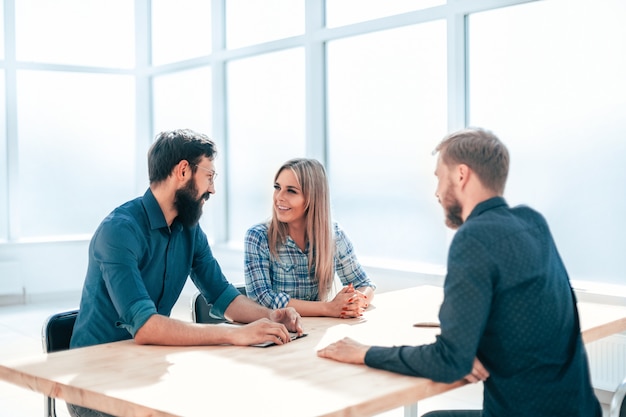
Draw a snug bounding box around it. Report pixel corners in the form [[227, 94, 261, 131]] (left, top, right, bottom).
[[404, 402, 418, 417]]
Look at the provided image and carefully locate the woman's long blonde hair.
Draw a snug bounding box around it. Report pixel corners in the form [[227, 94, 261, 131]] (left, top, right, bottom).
[[267, 158, 335, 301]]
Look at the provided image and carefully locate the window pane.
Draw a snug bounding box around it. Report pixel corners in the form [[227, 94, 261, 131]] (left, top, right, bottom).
[[226, 0, 304, 49], [15, 0, 134, 68], [468, 0, 626, 285], [153, 67, 212, 136], [0, 72, 6, 240], [227, 49, 305, 244], [17, 71, 136, 238], [151, 0, 212, 65], [327, 22, 448, 266], [326, 0, 444, 28], [0, 3, 4, 59], [153, 66, 214, 239]]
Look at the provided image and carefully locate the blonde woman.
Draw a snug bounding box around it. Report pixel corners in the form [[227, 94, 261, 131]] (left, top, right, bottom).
[[244, 158, 375, 318]]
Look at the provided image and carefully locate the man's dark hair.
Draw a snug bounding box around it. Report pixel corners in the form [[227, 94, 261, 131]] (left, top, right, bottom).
[[148, 129, 217, 184]]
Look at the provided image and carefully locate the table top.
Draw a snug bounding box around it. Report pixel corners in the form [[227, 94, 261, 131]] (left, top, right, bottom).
[[578, 300, 626, 344], [1, 285, 625, 417]]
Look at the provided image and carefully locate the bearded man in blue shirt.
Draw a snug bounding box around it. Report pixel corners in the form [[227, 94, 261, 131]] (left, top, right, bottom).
[[318, 127, 601, 417], [68, 129, 302, 417]]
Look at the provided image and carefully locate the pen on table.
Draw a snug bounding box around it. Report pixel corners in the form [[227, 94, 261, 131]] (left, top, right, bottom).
[[413, 322, 440, 328]]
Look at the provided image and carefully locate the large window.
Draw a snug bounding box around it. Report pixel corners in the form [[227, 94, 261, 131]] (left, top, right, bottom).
[[6, 0, 136, 241], [151, 0, 212, 66], [1, 0, 624, 294], [16, 71, 136, 238], [0, 71, 6, 240], [15, 0, 134, 68], [225, 0, 305, 49], [468, 0, 626, 285], [327, 22, 447, 266], [226, 48, 306, 244], [326, 0, 445, 28]]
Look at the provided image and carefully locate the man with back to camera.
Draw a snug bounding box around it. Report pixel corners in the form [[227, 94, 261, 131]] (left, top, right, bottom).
[[317, 127, 601, 417], [68, 129, 302, 417]]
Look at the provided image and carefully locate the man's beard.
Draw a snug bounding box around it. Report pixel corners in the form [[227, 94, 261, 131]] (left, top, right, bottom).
[[442, 186, 464, 230], [174, 179, 210, 228]]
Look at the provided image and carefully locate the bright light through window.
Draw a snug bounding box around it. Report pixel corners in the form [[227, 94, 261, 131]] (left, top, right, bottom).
[[327, 22, 448, 266], [469, 0, 626, 285]]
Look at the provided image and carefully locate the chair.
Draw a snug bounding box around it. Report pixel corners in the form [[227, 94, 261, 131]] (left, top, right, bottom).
[[41, 309, 79, 417], [191, 285, 247, 324], [610, 376, 626, 417]]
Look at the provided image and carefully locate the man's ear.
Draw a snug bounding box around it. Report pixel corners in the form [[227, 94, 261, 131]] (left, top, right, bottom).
[[175, 160, 190, 181], [457, 164, 470, 188]]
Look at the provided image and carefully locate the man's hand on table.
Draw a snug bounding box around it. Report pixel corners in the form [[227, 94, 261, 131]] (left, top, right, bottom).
[[270, 306, 303, 336], [316, 337, 369, 364]]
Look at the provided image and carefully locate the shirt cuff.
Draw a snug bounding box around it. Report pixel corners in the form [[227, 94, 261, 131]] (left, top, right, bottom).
[[273, 292, 290, 309], [364, 346, 395, 370], [210, 284, 244, 319], [116, 299, 157, 337]]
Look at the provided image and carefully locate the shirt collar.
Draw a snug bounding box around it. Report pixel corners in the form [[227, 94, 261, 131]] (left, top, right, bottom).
[[142, 188, 169, 231], [285, 235, 309, 253], [466, 196, 508, 222]]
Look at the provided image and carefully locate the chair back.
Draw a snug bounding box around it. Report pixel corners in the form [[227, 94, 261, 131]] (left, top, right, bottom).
[[41, 309, 79, 417], [611, 377, 626, 417], [191, 286, 246, 324], [192, 292, 225, 324]]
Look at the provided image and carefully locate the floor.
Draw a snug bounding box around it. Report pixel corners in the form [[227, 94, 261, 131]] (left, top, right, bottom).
[[0, 286, 600, 417]]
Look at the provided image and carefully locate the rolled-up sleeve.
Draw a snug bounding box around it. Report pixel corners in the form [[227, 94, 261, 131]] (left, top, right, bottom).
[[93, 217, 158, 337], [117, 299, 157, 336]]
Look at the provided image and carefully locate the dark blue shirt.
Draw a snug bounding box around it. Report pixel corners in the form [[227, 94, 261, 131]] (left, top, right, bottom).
[[70, 189, 241, 348], [365, 197, 601, 417]]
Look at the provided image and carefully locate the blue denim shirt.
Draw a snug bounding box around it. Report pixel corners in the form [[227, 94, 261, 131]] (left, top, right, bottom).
[[70, 188, 241, 348]]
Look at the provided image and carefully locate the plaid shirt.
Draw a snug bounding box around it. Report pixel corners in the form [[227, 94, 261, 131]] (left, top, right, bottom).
[[244, 222, 375, 309]]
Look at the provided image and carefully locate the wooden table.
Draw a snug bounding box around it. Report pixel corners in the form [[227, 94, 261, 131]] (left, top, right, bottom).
[[1, 285, 625, 417]]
